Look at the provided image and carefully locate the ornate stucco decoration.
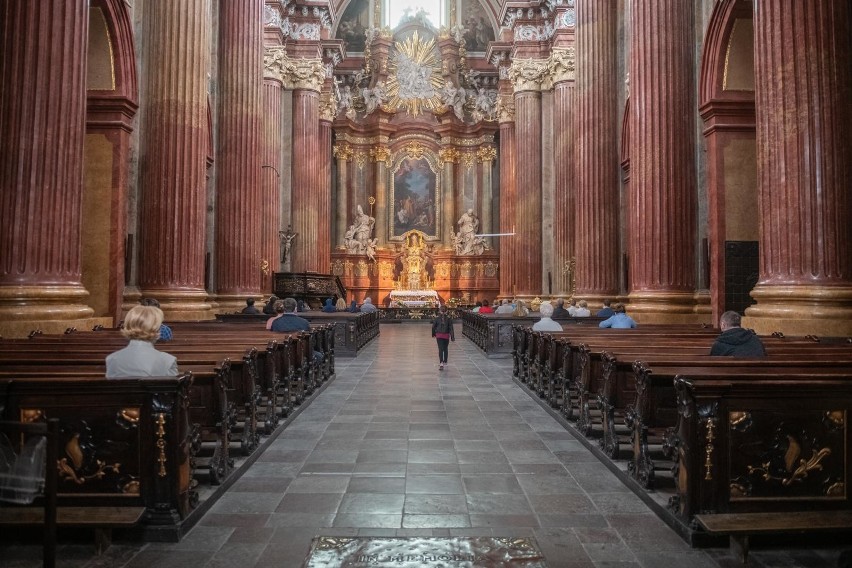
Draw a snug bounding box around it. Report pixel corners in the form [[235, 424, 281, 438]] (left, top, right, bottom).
[[495, 95, 515, 123], [333, 143, 354, 161], [477, 146, 498, 163], [549, 47, 576, 84], [514, 22, 555, 42], [264, 5, 286, 33], [460, 152, 476, 170], [385, 32, 445, 117], [319, 88, 339, 122], [509, 58, 551, 92], [438, 147, 461, 165], [353, 150, 369, 170], [264, 47, 325, 91], [291, 22, 321, 40], [370, 146, 392, 167], [403, 141, 428, 160]]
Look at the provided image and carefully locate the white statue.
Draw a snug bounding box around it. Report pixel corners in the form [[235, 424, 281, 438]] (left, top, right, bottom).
[[344, 204, 377, 258], [452, 209, 490, 256], [362, 81, 387, 115], [442, 83, 467, 121]]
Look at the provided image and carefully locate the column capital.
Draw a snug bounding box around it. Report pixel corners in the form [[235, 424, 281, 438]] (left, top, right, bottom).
[[264, 47, 325, 91], [370, 145, 391, 167], [495, 95, 516, 123], [509, 57, 550, 93], [438, 147, 461, 165], [476, 146, 498, 163], [319, 88, 338, 121], [332, 142, 353, 161], [549, 47, 576, 85]]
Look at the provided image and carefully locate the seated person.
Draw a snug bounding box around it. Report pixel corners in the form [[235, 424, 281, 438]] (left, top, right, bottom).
[[512, 300, 529, 317], [107, 305, 178, 378], [360, 297, 377, 313], [551, 298, 571, 319], [271, 298, 311, 332], [566, 298, 579, 317], [349, 299, 359, 312], [471, 301, 483, 313], [335, 298, 348, 311], [710, 310, 766, 357], [479, 299, 494, 314], [494, 299, 514, 314], [532, 301, 563, 332], [321, 298, 337, 313], [263, 295, 279, 315], [140, 297, 172, 341], [596, 299, 614, 318], [599, 303, 637, 329], [241, 298, 261, 314], [573, 300, 591, 317], [266, 300, 284, 330]]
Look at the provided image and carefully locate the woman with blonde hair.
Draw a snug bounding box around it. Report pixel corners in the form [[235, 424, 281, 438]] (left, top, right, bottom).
[[106, 306, 178, 377], [512, 299, 529, 317]]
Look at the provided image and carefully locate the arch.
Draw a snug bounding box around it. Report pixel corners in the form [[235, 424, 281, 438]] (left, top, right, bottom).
[[698, 0, 757, 324], [83, 0, 139, 325]]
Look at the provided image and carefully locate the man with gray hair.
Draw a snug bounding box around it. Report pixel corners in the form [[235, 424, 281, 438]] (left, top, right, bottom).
[[271, 298, 310, 332], [709, 311, 766, 357], [532, 301, 563, 332], [495, 299, 514, 314]]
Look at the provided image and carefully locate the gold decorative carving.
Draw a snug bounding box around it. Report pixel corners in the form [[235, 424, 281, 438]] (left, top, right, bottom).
[[260, 259, 270, 276], [385, 32, 445, 116], [746, 435, 833, 487], [729, 411, 749, 427], [331, 259, 345, 276], [370, 145, 392, 166], [485, 261, 498, 278], [435, 262, 451, 279], [825, 410, 845, 427], [123, 480, 141, 495], [477, 146, 497, 163], [333, 143, 354, 161], [549, 47, 576, 84], [120, 408, 140, 424], [438, 147, 460, 165], [58, 433, 121, 485], [354, 259, 371, 277], [354, 150, 369, 170], [730, 483, 747, 497], [263, 47, 325, 92], [156, 412, 167, 477], [460, 152, 476, 170], [379, 261, 394, 279], [826, 482, 845, 497], [704, 417, 716, 481], [21, 409, 43, 423], [509, 57, 551, 92], [404, 141, 428, 160]]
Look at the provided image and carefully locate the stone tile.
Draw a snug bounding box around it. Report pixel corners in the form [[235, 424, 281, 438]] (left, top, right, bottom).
[[466, 493, 533, 515], [285, 475, 351, 493], [208, 493, 283, 514], [402, 515, 472, 528], [338, 493, 405, 514], [517, 474, 582, 494], [462, 474, 524, 494], [528, 493, 598, 515], [332, 514, 402, 528], [276, 492, 343, 514], [405, 474, 465, 494], [468, 514, 540, 528], [407, 462, 461, 474], [403, 494, 469, 514]]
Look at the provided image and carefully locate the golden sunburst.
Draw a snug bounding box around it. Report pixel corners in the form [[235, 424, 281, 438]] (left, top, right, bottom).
[[385, 31, 445, 117]]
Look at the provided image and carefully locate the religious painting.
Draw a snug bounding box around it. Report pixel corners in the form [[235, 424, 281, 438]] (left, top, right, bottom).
[[336, 0, 369, 53], [392, 157, 438, 239], [460, 0, 496, 52]]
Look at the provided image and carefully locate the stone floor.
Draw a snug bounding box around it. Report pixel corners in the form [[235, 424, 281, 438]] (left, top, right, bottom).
[[2, 325, 848, 567]]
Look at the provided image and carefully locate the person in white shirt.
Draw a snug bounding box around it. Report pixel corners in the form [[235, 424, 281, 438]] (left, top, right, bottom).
[[573, 300, 591, 317], [532, 301, 563, 332], [567, 298, 579, 316], [495, 299, 514, 314], [106, 306, 178, 378]]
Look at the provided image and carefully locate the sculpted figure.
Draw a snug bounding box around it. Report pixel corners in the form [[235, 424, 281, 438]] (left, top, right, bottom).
[[344, 204, 376, 258], [452, 209, 490, 256], [279, 225, 297, 264]]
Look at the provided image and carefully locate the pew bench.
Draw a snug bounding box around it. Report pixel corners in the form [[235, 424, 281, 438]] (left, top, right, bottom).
[[695, 510, 852, 563], [0, 505, 145, 554]]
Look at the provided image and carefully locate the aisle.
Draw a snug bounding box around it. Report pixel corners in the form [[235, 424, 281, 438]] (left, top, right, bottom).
[[3, 325, 842, 567]]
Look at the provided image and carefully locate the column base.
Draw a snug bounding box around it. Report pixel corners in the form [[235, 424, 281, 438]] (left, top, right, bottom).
[[135, 288, 215, 321], [0, 284, 101, 338], [214, 294, 264, 316], [743, 284, 852, 337], [626, 290, 712, 325]]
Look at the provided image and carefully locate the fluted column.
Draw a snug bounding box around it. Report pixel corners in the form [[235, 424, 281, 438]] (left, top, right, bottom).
[[291, 86, 323, 272], [574, 0, 619, 304], [136, 0, 212, 319], [479, 147, 496, 247], [317, 118, 333, 273], [262, 77, 283, 287], [627, 0, 698, 321], [0, 0, 96, 335], [510, 58, 549, 297], [216, 0, 264, 310], [498, 115, 517, 298], [441, 154, 456, 248], [373, 147, 390, 247], [333, 144, 352, 249], [744, 1, 852, 336]]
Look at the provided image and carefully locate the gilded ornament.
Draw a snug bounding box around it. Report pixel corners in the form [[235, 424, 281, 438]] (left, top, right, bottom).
[[332, 143, 354, 161], [704, 417, 716, 481], [476, 146, 497, 163], [370, 145, 392, 166], [729, 410, 750, 427], [120, 408, 140, 424], [156, 412, 167, 477], [353, 150, 369, 170], [385, 32, 446, 116], [21, 409, 43, 423], [460, 152, 476, 170], [438, 147, 461, 164], [404, 141, 427, 160], [826, 482, 845, 497], [824, 410, 844, 427]]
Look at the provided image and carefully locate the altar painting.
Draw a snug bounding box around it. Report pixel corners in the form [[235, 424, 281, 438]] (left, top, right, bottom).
[[392, 157, 438, 238], [336, 0, 369, 53], [461, 0, 495, 52]]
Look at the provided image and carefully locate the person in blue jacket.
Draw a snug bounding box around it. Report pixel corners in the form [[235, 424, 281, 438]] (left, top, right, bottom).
[[598, 303, 637, 329]]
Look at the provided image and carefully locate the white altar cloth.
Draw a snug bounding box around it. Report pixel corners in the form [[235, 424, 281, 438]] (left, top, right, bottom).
[[389, 290, 439, 307]]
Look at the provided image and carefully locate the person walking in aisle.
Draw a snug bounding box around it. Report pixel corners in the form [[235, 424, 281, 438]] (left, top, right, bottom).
[[431, 304, 455, 370]]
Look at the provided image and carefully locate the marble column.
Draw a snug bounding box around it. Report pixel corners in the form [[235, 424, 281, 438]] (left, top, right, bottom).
[[261, 77, 283, 288], [479, 149, 495, 247], [511, 62, 547, 297], [441, 155, 457, 249], [290, 71, 325, 273], [216, 0, 264, 310], [373, 148, 390, 247], [136, 0, 212, 319], [574, 0, 619, 304], [317, 118, 333, 273], [744, 0, 852, 336], [333, 145, 352, 249], [0, 0, 98, 336], [498, 118, 517, 299], [626, 0, 698, 321]]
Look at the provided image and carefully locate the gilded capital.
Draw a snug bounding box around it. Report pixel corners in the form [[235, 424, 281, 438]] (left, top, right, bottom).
[[476, 146, 497, 163], [370, 145, 392, 167], [508, 58, 551, 93], [549, 47, 576, 84], [263, 47, 325, 92], [438, 147, 461, 165], [333, 143, 353, 161]]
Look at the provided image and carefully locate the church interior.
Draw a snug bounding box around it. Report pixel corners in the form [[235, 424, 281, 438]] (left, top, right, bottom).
[[1, 0, 851, 567]]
